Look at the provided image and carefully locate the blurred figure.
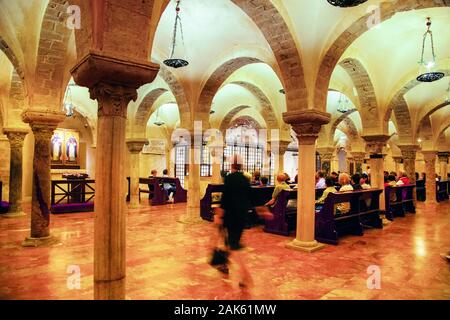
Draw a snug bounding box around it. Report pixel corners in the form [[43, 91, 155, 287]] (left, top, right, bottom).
[[162, 169, 176, 202], [315, 171, 326, 189], [351, 173, 362, 190], [252, 170, 261, 185], [398, 172, 410, 185], [360, 173, 371, 189], [315, 177, 337, 206], [259, 176, 269, 187], [337, 173, 353, 214], [150, 169, 158, 177], [215, 155, 253, 289]]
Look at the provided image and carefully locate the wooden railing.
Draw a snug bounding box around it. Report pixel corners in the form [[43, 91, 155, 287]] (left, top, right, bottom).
[[51, 179, 95, 205]]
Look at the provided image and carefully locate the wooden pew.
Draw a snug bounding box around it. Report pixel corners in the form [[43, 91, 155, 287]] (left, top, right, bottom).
[[138, 177, 187, 206], [437, 181, 449, 202], [0, 181, 10, 214], [200, 184, 275, 222], [416, 179, 425, 202], [384, 185, 416, 220], [315, 189, 383, 245], [263, 188, 326, 236]]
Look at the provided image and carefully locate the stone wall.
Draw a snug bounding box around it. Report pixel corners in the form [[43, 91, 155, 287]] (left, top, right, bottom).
[[0, 136, 10, 201]]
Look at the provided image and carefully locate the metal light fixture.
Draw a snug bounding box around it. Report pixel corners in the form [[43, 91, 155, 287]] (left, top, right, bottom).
[[337, 93, 351, 113], [153, 108, 165, 127], [209, 110, 215, 115], [417, 17, 444, 83], [62, 85, 75, 117], [164, 0, 189, 69], [279, 89, 285, 94], [327, 0, 368, 8], [445, 79, 450, 103]]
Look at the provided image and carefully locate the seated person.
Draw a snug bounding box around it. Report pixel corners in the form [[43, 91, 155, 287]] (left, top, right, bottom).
[[351, 173, 362, 190], [258, 176, 269, 187], [315, 171, 326, 189], [398, 172, 410, 185], [265, 174, 290, 207], [337, 173, 353, 214], [162, 169, 176, 202], [360, 173, 371, 189], [315, 177, 337, 208], [252, 170, 261, 185], [386, 175, 398, 202], [150, 169, 158, 178]]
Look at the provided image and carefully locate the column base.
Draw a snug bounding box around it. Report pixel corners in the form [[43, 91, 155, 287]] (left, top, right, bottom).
[[22, 235, 59, 247], [2, 211, 26, 218], [285, 239, 325, 253], [177, 208, 203, 224], [94, 278, 126, 300]]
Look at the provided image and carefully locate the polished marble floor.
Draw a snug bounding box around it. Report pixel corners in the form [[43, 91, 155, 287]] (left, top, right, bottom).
[[0, 200, 449, 300]]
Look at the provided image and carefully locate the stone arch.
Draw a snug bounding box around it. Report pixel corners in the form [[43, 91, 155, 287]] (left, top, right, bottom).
[[158, 65, 190, 117], [230, 0, 307, 111], [339, 58, 379, 131], [219, 106, 251, 131], [229, 115, 263, 131], [197, 57, 262, 113], [33, 0, 72, 105], [416, 101, 450, 138], [231, 0, 308, 111], [385, 70, 450, 139], [314, 0, 450, 111], [9, 69, 28, 110], [434, 119, 450, 147], [230, 81, 279, 130], [329, 109, 359, 142], [0, 37, 25, 81], [339, 117, 359, 141], [135, 88, 168, 129]]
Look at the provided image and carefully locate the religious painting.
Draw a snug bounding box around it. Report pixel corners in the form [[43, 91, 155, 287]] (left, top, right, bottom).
[[51, 129, 80, 167], [51, 131, 64, 163]]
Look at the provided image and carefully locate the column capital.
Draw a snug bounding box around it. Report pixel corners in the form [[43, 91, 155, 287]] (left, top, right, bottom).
[[126, 138, 148, 154], [3, 128, 29, 148], [398, 144, 420, 160], [269, 140, 291, 155], [422, 150, 437, 162], [21, 110, 66, 140], [392, 156, 403, 164], [362, 135, 390, 155], [437, 152, 449, 163], [351, 151, 366, 161], [283, 110, 331, 145]]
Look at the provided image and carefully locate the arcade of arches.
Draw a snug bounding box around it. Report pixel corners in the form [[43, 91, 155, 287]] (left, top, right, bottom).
[[0, 0, 449, 300]]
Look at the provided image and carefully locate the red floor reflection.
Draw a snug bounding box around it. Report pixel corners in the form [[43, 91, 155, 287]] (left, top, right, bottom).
[[0, 201, 449, 300]]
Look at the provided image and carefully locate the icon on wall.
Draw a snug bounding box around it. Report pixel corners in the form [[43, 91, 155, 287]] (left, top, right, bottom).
[[51, 129, 80, 166]]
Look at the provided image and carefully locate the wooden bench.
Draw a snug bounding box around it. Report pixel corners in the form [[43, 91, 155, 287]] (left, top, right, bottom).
[[315, 189, 383, 245], [0, 181, 10, 214], [384, 184, 416, 220], [200, 184, 275, 222], [138, 177, 187, 206], [437, 181, 449, 202], [416, 179, 425, 202], [263, 188, 327, 236]]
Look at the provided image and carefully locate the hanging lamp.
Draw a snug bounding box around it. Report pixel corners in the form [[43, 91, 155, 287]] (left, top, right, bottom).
[[417, 17, 444, 83], [337, 93, 349, 113], [327, 0, 368, 8], [164, 0, 189, 69], [154, 108, 165, 127], [63, 85, 75, 117]]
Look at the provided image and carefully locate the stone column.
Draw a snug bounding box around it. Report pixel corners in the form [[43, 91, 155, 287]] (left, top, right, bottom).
[[422, 151, 438, 204], [126, 139, 148, 209], [2, 128, 29, 218], [317, 147, 334, 175], [437, 152, 449, 181], [210, 145, 223, 184], [271, 140, 290, 174], [399, 145, 420, 205], [283, 110, 331, 252], [71, 53, 159, 300], [188, 142, 201, 209], [362, 135, 390, 212], [351, 152, 366, 174], [21, 111, 65, 246]]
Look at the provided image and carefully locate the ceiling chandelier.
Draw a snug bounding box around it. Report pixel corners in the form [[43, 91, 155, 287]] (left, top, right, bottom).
[[164, 0, 189, 69], [445, 79, 450, 103], [279, 89, 285, 94], [337, 93, 351, 113], [153, 108, 165, 127], [62, 85, 75, 117], [417, 17, 444, 83], [327, 0, 368, 8]]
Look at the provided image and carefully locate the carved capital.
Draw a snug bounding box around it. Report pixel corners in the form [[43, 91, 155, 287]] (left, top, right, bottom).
[[3, 128, 29, 149], [422, 150, 437, 163], [126, 138, 148, 154], [362, 135, 390, 155], [269, 140, 291, 155], [21, 110, 65, 141], [351, 152, 366, 163], [283, 110, 331, 145], [91, 83, 138, 118], [437, 152, 449, 163], [398, 144, 420, 161]]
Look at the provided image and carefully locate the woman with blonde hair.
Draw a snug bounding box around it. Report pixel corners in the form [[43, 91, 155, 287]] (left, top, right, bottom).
[[337, 173, 353, 214]]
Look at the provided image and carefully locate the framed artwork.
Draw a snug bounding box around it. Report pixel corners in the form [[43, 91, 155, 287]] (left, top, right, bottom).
[[51, 129, 80, 167]]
